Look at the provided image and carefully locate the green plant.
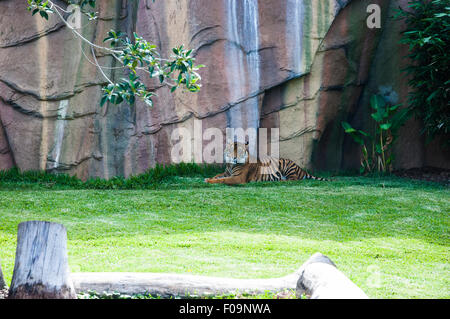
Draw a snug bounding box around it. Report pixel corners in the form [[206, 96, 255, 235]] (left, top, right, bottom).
[[26, 0, 204, 108], [342, 95, 409, 174], [396, 0, 450, 144]]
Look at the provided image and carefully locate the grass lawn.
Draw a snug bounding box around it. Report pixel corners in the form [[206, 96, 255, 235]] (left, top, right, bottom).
[[0, 175, 448, 299]]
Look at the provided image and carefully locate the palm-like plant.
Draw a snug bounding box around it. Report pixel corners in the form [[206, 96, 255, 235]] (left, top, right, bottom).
[[342, 95, 409, 174]]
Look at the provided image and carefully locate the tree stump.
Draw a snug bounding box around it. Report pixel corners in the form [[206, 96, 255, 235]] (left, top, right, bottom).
[[296, 253, 368, 299], [8, 221, 76, 299], [0, 259, 6, 289]]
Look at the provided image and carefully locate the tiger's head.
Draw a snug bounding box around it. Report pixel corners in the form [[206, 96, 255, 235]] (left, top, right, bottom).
[[224, 141, 249, 165]]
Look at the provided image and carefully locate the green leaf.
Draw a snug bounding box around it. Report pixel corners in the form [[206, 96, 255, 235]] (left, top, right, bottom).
[[426, 90, 439, 102], [389, 104, 401, 112], [341, 121, 351, 130], [345, 128, 357, 133], [371, 112, 384, 123], [39, 10, 48, 19], [370, 94, 386, 110], [390, 108, 410, 131], [144, 98, 153, 107], [375, 144, 382, 154], [100, 95, 108, 107], [359, 130, 371, 138], [353, 134, 365, 146]]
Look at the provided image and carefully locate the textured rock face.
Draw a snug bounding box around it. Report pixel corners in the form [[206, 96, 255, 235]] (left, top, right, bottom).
[[0, 0, 447, 179], [342, 0, 450, 171]]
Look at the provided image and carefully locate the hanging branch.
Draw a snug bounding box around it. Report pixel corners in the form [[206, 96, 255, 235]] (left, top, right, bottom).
[[26, 0, 205, 108]]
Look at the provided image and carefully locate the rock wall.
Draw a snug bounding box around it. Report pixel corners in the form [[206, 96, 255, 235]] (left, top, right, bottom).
[[342, 0, 450, 171], [0, 0, 447, 179]]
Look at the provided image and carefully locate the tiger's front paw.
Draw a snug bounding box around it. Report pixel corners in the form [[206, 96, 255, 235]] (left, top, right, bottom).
[[204, 178, 212, 183]]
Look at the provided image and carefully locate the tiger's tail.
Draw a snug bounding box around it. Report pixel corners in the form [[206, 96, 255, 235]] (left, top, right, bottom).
[[304, 173, 328, 181], [280, 159, 329, 181]]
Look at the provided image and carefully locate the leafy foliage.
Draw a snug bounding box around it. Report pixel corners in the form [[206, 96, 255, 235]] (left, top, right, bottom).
[[27, 0, 203, 108], [27, 0, 54, 19], [342, 95, 409, 174], [101, 32, 204, 107], [396, 0, 450, 143]]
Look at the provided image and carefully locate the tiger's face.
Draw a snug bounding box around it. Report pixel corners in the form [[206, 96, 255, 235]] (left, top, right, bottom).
[[224, 142, 249, 164]]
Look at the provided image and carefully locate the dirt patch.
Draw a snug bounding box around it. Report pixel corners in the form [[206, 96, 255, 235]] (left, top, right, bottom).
[[394, 167, 450, 185]]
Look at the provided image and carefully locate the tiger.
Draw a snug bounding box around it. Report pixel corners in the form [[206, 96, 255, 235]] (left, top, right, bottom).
[[204, 141, 327, 185]]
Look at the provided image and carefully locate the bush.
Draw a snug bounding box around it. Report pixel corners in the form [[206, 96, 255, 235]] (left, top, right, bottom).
[[397, 0, 450, 144]]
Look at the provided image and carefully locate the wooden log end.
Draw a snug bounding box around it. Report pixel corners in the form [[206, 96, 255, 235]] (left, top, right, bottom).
[[296, 252, 368, 299], [9, 221, 76, 299]]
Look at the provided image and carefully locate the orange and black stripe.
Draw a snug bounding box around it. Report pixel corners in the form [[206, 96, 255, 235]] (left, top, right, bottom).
[[222, 157, 326, 182], [279, 158, 327, 181]]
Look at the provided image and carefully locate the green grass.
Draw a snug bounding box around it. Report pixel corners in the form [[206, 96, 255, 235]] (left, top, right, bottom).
[[0, 170, 448, 299], [0, 164, 223, 190]]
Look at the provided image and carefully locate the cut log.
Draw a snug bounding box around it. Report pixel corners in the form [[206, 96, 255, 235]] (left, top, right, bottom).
[[72, 253, 369, 298], [71, 271, 302, 298], [296, 253, 368, 299], [0, 259, 6, 289], [8, 221, 76, 299]]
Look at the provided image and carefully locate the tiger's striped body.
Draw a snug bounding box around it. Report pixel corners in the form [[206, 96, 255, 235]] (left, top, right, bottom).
[[221, 158, 326, 182], [205, 142, 326, 185]]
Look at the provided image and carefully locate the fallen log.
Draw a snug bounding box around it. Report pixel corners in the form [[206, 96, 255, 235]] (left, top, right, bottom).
[[296, 253, 368, 299], [71, 271, 302, 298], [8, 221, 76, 299]]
